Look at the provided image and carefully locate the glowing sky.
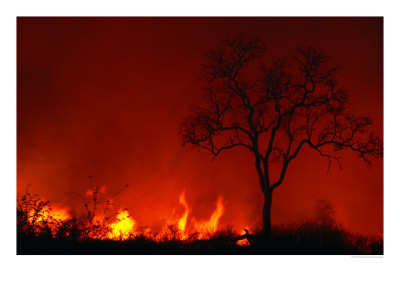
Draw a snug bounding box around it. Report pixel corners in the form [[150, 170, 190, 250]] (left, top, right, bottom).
[[17, 17, 383, 235]]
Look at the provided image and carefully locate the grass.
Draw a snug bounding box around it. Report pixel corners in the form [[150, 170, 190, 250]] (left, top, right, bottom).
[[16, 191, 382, 255], [17, 222, 383, 255]]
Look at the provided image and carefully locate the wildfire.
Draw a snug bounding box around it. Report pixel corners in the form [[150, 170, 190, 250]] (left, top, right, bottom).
[[235, 229, 251, 246], [18, 189, 250, 245], [27, 205, 70, 224], [236, 239, 251, 246], [193, 195, 225, 239], [177, 191, 190, 237], [108, 209, 137, 240], [19, 196, 72, 236]]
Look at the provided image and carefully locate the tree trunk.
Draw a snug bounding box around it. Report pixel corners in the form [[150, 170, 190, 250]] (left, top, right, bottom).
[[263, 189, 272, 242]]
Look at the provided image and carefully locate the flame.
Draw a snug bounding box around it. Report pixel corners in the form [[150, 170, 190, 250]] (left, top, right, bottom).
[[161, 192, 225, 240], [108, 209, 137, 240], [193, 195, 224, 239], [27, 205, 70, 224], [177, 191, 189, 235], [23, 202, 71, 236], [236, 238, 251, 246], [207, 195, 224, 231], [18, 189, 250, 243], [235, 228, 251, 246]]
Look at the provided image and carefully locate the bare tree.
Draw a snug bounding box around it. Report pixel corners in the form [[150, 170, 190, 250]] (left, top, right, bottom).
[[180, 36, 382, 241]]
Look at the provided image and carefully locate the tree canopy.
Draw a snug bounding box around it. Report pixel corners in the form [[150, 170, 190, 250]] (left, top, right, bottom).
[[180, 36, 383, 193]]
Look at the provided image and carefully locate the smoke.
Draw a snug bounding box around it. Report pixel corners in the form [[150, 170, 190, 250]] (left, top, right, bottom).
[[17, 17, 383, 236]]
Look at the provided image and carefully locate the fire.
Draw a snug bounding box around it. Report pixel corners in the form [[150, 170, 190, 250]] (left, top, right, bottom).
[[236, 239, 251, 246], [235, 229, 251, 246], [18, 188, 250, 243], [193, 195, 225, 239], [27, 205, 70, 224], [18, 195, 71, 237], [108, 209, 137, 240], [177, 191, 190, 236], [162, 192, 225, 240]]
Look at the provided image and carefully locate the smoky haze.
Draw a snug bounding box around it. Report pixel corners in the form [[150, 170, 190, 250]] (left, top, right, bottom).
[[17, 17, 383, 235]]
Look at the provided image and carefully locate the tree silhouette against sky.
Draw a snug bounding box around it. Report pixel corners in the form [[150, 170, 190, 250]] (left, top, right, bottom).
[[180, 36, 383, 240]]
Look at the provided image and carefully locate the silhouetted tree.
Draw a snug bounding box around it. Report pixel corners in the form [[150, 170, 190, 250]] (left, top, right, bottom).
[[180, 36, 382, 241]]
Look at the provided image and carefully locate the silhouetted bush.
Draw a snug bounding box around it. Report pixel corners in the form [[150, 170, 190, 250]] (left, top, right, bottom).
[[17, 192, 383, 255]]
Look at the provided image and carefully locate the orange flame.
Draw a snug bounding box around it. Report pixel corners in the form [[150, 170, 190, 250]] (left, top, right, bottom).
[[27, 205, 70, 224], [18, 189, 247, 243], [108, 209, 137, 240], [235, 229, 251, 246], [236, 239, 251, 246], [193, 195, 225, 239], [23, 203, 71, 236], [177, 191, 190, 235]]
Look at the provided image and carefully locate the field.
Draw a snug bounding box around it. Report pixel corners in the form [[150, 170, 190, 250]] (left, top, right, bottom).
[[17, 222, 383, 255]]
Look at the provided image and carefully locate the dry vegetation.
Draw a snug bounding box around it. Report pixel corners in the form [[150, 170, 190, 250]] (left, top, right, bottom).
[[17, 191, 382, 255]]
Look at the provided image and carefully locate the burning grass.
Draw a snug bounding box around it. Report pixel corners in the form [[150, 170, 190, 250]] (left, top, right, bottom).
[[16, 188, 383, 255], [17, 187, 237, 245]]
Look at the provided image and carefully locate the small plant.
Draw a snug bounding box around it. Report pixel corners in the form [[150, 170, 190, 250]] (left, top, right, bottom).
[[17, 185, 62, 237]]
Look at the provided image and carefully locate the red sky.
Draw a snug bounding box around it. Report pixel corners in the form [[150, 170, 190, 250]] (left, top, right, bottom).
[[17, 17, 383, 235]]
